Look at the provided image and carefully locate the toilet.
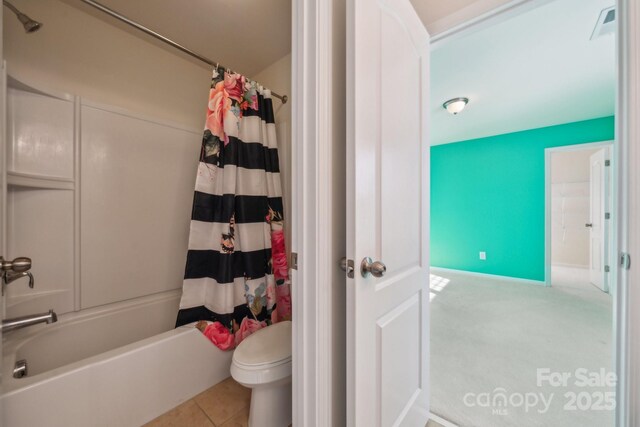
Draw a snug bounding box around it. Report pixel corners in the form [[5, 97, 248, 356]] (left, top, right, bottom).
[[230, 320, 292, 427]]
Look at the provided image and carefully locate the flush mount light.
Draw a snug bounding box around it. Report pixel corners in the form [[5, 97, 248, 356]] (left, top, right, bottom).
[[443, 97, 469, 115]]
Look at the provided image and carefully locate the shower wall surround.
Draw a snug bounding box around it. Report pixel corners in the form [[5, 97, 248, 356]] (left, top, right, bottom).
[[3, 0, 210, 318], [5, 78, 201, 318]]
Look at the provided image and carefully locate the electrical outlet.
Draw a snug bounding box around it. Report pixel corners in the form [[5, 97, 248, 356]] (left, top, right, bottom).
[[479, 251, 486, 260]]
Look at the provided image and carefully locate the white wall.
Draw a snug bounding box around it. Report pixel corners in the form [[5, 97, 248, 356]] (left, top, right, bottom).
[[3, 0, 210, 131], [550, 148, 599, 267]]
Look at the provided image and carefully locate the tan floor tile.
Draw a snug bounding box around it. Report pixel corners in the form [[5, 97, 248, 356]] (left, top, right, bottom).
[[194, 377, 252, 426], [219, 405, 249, 427], [426, 420, 446, 427], [143, 399, 214, 427]]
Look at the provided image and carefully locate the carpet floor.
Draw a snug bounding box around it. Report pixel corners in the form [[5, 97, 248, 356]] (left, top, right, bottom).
[[429, 267, 614, 427]]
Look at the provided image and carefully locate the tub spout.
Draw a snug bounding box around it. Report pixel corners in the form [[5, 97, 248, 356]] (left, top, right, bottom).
[[2, 309, 57, 333]]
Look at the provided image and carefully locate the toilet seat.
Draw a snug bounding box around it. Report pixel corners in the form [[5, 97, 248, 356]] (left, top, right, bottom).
[[231, 321, 292, 386]]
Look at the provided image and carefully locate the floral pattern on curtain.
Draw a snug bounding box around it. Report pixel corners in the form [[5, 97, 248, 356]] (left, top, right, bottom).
[[176, 67, 291, 350]]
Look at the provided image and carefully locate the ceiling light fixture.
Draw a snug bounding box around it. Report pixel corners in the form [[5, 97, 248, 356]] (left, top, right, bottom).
[[443, 97, 469, 115]]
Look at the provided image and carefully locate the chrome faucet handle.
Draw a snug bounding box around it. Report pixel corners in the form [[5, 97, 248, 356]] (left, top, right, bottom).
[[0, 257, 34, 295], [1, 256, 32, 272], [4, 271, 34, 288]]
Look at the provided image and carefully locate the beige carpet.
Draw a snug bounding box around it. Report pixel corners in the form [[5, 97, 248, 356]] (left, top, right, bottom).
[[429, 268, 614, 427]]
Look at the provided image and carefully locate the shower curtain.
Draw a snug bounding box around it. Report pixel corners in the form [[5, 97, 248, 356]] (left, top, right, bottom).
[[176, 67, 291, 350]]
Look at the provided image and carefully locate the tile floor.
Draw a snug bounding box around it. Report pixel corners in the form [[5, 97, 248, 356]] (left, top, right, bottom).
[[146, 376, 448, 427], [144, 377, 251, 427]]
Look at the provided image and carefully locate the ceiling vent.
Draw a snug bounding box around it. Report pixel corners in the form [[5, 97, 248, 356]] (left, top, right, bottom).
[[591, 6, 615, 40]]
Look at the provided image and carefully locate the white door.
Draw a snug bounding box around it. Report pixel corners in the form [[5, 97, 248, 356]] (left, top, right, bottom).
[[0, 62, 6, 384], [0, 62, 6, 382], [346, 0, 430, 425], [589, 148, 608, 291]]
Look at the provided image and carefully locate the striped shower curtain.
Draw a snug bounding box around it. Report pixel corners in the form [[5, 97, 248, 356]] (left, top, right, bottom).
[[176, 67, 291, 350]]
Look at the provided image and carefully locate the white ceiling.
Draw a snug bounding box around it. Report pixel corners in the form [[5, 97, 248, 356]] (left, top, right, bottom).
[[410, 0, 514, 35], [430, 0, 616, 145], [62, 0, 291, 76], [61, 0, 502, 76]]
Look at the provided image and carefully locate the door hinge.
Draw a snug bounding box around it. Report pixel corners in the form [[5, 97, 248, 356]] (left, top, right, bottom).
[[605, 160, 611, 167], [605, 265, 610, 273], [605, 212, 611, 220], [291, 252, 298, 270], [620, 253, 631, 270]]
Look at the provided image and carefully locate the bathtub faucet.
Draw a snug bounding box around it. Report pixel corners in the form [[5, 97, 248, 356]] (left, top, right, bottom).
[[2, 309, 58, 333]]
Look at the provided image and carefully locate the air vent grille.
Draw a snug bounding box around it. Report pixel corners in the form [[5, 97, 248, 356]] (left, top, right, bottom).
[[603, 9, 615, 24], [591, 6, 616, 40]]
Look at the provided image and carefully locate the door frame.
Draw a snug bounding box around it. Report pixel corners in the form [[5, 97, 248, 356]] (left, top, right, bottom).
[[291, 0, 346, 426], [615, 1, 638, 425], [292, 0, 639, 426], [544, 141, 615, 289]]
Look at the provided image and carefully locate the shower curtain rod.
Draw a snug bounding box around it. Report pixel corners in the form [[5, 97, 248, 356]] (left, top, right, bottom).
[[79, 0, 288, 104]]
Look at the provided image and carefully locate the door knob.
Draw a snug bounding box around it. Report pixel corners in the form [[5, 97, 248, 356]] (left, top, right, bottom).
[[585, 223, 593, 228], [361, 257, 386, 278]]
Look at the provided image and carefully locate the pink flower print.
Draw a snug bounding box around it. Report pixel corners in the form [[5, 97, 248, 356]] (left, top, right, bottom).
[[273, 252, 288, 281], [206, 82, 231, 145], [202, 321, 235, 351], [271, 230, 289, 280], [276, 283, 292, 320], [235, 317, 267, 347], [224, 72, 245, 103], [272, 229, 285, 248], [277, 294, 292, 320], [266, 282, 277, 308], [243, 84, 260, 111]]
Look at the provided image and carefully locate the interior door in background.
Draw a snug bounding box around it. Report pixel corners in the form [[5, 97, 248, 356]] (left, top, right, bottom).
[[346, 0, 430, 425], [589, 147, 609, 292]]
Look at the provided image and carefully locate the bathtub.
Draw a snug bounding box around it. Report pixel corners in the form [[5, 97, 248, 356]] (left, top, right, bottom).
[[1, 290, 233, 427]]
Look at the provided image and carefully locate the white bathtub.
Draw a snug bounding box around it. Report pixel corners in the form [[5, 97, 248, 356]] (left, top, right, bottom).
[[1, 290, 233, 427]]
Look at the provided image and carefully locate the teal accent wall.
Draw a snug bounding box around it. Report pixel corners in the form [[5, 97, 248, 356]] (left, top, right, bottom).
[[430, 116, 615, 281]]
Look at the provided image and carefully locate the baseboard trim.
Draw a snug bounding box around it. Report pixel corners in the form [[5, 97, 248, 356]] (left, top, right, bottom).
[[430, 266, 546, 286], [552, 263, 589, 269], [429, 412, 459, 427]]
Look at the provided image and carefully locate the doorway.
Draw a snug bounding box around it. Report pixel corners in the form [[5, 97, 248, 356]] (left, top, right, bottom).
[[428, 0, 618, 425], [546, 142, 615, 294]]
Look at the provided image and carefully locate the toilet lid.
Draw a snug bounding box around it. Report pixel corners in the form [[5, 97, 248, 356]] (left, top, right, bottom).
[[233, 321, 292, 367]]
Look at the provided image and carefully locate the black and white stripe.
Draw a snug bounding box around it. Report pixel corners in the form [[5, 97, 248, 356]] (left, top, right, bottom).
[[176, 90, 283, 327]]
